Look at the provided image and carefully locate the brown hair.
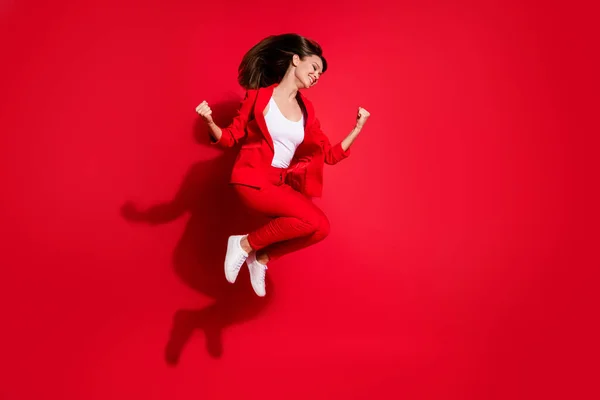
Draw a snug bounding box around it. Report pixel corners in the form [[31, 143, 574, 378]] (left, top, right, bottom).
[[238, 33, 328, 90]]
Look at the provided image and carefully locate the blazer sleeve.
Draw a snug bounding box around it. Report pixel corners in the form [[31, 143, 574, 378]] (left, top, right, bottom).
[[311, 118, 351, 165], [210, 89, 258, 148]]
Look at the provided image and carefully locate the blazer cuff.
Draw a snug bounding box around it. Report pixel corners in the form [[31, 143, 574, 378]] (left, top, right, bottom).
[[209, 130, 231, 147], [331, 142, 351, 161]]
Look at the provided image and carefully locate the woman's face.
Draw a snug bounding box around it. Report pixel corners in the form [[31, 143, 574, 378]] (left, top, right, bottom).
[[293, 54, 324, 89]]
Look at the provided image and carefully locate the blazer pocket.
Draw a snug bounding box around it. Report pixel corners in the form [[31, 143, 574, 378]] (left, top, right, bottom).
[[285, 165, 308, 195]]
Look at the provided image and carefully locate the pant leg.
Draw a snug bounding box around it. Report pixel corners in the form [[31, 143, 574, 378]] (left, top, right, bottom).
[[259, 215, 330, 261], [234, 183, 330, 259]]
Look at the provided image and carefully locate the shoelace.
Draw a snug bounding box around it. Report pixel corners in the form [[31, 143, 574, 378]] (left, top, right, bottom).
[[259, 265, 268, 284], [233, 256, 246, 272]]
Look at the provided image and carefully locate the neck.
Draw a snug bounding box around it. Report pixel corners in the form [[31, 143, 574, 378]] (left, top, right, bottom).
[[276, 71, 300, 101]]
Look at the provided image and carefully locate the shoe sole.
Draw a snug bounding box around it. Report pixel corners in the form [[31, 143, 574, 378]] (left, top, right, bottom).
[[251, 283, 266, 297]]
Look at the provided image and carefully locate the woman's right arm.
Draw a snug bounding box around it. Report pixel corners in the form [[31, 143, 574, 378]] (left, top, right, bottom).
[[205, 120, 223, 142], [195, 89, 258, 148]]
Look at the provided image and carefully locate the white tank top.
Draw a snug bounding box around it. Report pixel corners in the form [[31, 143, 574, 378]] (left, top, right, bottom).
[[264, 97, 304, 168]]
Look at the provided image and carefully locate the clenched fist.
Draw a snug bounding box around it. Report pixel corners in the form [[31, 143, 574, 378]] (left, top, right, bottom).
[[356, 107, 371, 128], [195, 101, 214, 124]]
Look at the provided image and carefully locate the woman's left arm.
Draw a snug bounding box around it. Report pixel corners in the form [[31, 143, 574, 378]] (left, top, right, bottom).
[[341, 126, 362, 152], [315, 106, 370, 165], [341, 107, 370, 151]]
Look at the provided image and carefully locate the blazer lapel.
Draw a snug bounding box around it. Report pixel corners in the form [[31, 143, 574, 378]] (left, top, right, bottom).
[[253, 84, 276, 152], [298, 90, 316, 128], [297, 90, 319, 149]]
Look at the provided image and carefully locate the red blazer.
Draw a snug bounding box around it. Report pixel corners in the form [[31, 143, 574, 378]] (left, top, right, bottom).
[[210, 83, 351, 197]]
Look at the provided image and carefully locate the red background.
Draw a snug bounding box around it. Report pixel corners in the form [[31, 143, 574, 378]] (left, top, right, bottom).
[[1, 0, 597, 399]]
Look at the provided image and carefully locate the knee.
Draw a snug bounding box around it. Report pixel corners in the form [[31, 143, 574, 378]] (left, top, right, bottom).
[[299, 213, 329, 238], [313, 214, 330, 241]]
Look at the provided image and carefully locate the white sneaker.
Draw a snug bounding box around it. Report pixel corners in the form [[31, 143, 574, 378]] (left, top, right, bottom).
[[224, 235, 249, 283], [246, 252, 268, 297]]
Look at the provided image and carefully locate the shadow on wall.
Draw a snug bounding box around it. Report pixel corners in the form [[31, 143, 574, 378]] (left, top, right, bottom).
[[121, 98, 273, 364]]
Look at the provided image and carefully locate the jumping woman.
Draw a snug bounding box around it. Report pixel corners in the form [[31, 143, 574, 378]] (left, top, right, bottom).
[[195, 33, 370, 297]]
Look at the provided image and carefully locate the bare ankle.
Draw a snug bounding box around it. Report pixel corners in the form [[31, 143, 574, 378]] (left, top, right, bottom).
[[256, 251, 270, 265], [240, 236, 253, 253]]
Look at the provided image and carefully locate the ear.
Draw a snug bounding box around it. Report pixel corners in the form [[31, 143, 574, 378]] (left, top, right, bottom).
[[292, 54, 300, 67]]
